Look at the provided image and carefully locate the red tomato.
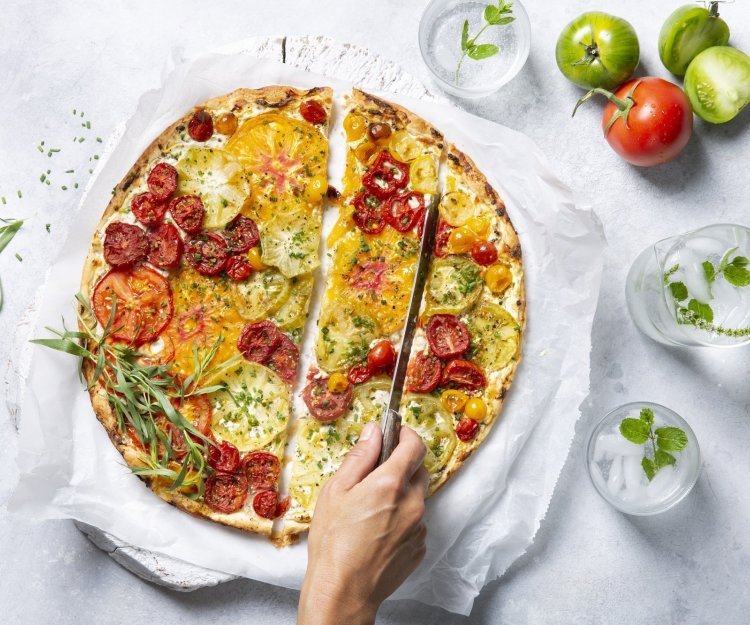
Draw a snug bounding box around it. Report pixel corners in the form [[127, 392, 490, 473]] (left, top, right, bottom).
[[241, 451, 281, 490], [92, 266, 173, 346], [147, 162, 178, 201], [442, 359, 486, 390], [367, 340, 396, 370], [169, 195, 205, 233], [225, 256, 252, 281], [147, 222, 183, 268], [131, 192, 168, 227], [352, 193, 386, 235], [188, 110, 213, 142], [237, 320, 282, 364], [224, 215, 260, 253], [266, 333, 299, 384], [208, 441, 241, 473], [103, 222, 149, 267], [433, 218, 454, 258], [204, 472, 248, 514], [384, 192, 425, 232], [577, 77, 693, 167], [362, 152, 409, 200], [456, 417, 480, 442], [185, 232, 228, 276], [470, 241, 498, 266], [426, 314, 470, 359], [405, 352, 442, 393], [302, 377, 353, 421], [347, 362, 374, 385], [300, 100, 327, 125], [253, 489, 288, 519]]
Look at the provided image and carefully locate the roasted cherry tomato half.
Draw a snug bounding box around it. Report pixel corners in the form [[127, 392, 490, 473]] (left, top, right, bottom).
[[456, 416, 480, 442], [426, 314, 470, 360], [204, 472, 248, 514], [347, 362, 374, 385], [226, 256, 252, 281], [367, 340, 396, 370], [302, 377, 353, 422], [184, 232, 229, 275], [470, 241, 498, 266], [300, 99, 327, 125], [405, 352, 442, 393], [208, 440, 241, 473], [241, 451, 281, 490], [237, 320, 283, 364], [103, 222, 149, 268], [441, 359, 487, 390], [188, 110, 213, 142]]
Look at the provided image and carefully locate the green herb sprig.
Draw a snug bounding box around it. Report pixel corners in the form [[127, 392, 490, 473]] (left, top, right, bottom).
[[456, 1, 515, 83], [32, 295, 235, 495], [619, 408, 688, 481], [0, 218, 25, 311]]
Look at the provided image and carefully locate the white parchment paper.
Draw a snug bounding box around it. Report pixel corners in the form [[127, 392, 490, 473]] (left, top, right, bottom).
[[9, 52, 605, 615]]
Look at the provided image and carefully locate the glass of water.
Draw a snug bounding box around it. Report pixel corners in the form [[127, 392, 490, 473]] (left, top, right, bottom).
[[626, 223, 750, 347], [419, 0, 531, 98]]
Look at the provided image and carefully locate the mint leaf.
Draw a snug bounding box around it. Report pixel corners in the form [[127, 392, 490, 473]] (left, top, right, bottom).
[[639, 408, 654, 426], [619, 418, 650, 444], [484, 5, 501, 24], [702, 261, 716, 284], [724, 264, 750, 287], [654, 449, 676, 469], [669, 281, 688, 301], [656, 426, 688, 452], [731, 256, 749, 267], [467, 43, 500, 60], [461, 20, 470, 51], [642, 457, 656, 481], [688, 299, 713, 323]]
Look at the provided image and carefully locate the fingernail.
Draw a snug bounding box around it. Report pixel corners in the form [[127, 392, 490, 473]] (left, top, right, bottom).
[[360, 422, 379, 441]]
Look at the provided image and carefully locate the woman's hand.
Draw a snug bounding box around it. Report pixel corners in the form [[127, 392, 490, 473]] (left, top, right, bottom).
[[297, 422, 429, 625]]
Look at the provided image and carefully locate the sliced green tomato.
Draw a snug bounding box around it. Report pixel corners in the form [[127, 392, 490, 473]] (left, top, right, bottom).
[[438, 190, 477, 227], [272, 273, 313, 330], [232, 268, 291, 322], [175, 147, 251, 229], [425, 256, 483, 316], [684, 46, 750, 124], [210, 362, 290, 452], [466, 299, 520, 370], [260, 209, 321, 278], [401, 394, 457, 475], [348, 377, 391, 424], [658, 3, 730, 77], [315, 303, 379, 372]]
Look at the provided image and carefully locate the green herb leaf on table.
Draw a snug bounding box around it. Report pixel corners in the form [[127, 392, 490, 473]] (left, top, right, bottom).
[[619, 407, 689, 481]]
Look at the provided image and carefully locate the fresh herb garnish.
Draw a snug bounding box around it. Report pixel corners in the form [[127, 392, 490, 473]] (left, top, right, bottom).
[[32, 295, 236, 495], [619, 408, 688, 481], [456, 0, 515, 83], [0, 218, 24, 311]]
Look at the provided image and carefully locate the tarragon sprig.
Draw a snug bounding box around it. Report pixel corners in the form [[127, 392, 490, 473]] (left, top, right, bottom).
[[0, 218, 24, 311], [31, 294, 235, 495], [619, 408, 688, 481], [456, 0, 515, 83]]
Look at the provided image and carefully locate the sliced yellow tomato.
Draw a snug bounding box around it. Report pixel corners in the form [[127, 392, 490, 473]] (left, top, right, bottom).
[[329, 228, 419, 334], [343, 113, 367, 141], [410, 155, 438, 195], [260, 209, 321, 278], [232, 268, 290, 322], [315, 299, 379, 372], [425, 256, 483, 316], [402, 395, 457, 475], [439, 190, 478, 227], [176, 148, 251, 229], [465, 299, 520, 370], [272, 273, 313, 331], [389, 129, 423, 162]]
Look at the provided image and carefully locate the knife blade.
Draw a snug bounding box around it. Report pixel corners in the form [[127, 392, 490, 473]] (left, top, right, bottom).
[[377, 199, 441, 465]]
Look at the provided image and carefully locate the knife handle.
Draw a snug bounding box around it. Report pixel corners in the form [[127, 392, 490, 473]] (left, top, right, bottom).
[[377, 408, 402, 466]]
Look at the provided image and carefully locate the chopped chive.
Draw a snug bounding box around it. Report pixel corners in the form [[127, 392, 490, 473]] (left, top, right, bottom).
[[17, 190, 22, 198], [61, 185, 68, 191], [40, 174, 46, 183], [88, 169, 93, 174], [15, 253, 22, 262], [65, 169, 74, 174], [73, 109, 76, 115], [78, 137, 85, 143], [1, 197, 6, 204], [86, 121, 91, 129], [96, 137, 102, 143], [41, 141, 45, 146], [46, 169, 50, 174], [80, 111, 84, 118], [93, 155, 99, 160], [37, 146, 43, 153], [45, 180, 50, 186], [73, 137, 77, 142], [45, 223, 51, 233], [74, 183, 79, 189]]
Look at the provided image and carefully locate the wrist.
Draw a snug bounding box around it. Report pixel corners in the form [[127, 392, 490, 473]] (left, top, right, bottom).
[[298, 566, 378, 625]]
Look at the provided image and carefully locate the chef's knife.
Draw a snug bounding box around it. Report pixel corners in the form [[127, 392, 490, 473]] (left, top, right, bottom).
[[377, 200, 441, 466]]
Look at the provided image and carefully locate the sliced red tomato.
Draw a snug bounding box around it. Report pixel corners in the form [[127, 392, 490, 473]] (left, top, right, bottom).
[[237, 320, 283, 364], [300, 100, 327, 125], [92, 265, 173, 346], [188, 110, 214, 142], [456, 416, 480, 442], [224, 215, 260, 253], [434, 218, 454, 258], [347, 362, 374, 385], [147, 222, 183, 268], [302, 377, 353, 421], [226, 256, 252, 281], [204, 472, 248, 514], [350, 260, 389, 292], [362, 152, 409, 200], [147, 162, 178, 201], [384, 192, 425, 232], [367, 340, 396, 370], [253, 489, 288, 519], [426, 314, 470, 359], [405, 352, 442, 393], [241, 451, 281, 489], [185, 232, 228, 276], [103, 222, 149, 267], [266, 333, 299, 384], [208, 441, 241, 473], [442, 359, 486, 390], [169, 195, 205, 233], [352, 193, 386, 235], [131, 192, 168, 227]]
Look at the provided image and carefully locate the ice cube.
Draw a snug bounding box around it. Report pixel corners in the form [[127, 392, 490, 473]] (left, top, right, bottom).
[[619, 484, 647, 503], [647, 466, 677, 500], [623, 455, 646, 490], [590, 462, 607, 494], [606, 456, 624, 495], [595, 434, 643, 458]]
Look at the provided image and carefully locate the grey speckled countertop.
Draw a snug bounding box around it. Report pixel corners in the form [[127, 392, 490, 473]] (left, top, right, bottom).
[[1, 1, 749, 623]]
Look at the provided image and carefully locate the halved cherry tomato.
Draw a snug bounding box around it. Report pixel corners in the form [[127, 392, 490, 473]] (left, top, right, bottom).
[[131, 192, 168, 227], [169, 195, 205, 233], [470, 241, 498, 266], [224, 215, 260, 253], [367, 340, 396, 370], [241, 451, 281, 489], [226, 256, 252, 281], [368, 123, 392, 143], [208, 441, 241, 473], [352, 193, 386, 235], [327, 372, 350, 394], [434, 218, 454, 258], [215, 112, 238, 136], [348, 362, 374, 385], [426, 314, 470, 359], [204, 472, 248, 514], [464, 397, 487, 421], [344, 113, 367, 141], [237, 320, 283, 364], [300, 100, 327, 125], [441, 389, 468, 413], [442, 359, 487, 390], [385, 192, 425, 232], [302, 377, 353, 421], [185, 232, 228, 276], [362, 152, 409, 200], [103, 222, 149, 268], [147, 222, 182, 268], [147, 162, 178, 201], [253, 489, 288, 519], [92, 265, 173, 346], [266, 333, 299, 384], [188, 110, 213, 142], [405, 352, 442, 393], [456, 417, 480, 442]]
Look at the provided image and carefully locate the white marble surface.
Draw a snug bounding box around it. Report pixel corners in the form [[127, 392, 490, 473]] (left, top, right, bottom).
[[1, 1, 749, 623]]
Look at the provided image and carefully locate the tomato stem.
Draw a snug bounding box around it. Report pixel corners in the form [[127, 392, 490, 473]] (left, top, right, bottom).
[[572, 81, 641, 135]]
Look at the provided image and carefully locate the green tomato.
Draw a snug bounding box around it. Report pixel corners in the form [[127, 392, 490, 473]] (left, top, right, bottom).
[[685, 46, 750, 124], [659, 2, 730, 77], [555, 12, 640, 90]]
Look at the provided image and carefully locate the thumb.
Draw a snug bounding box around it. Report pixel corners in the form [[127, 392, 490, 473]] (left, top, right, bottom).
[[333, 422, 382, 490]]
